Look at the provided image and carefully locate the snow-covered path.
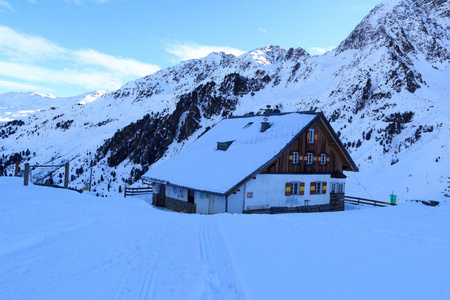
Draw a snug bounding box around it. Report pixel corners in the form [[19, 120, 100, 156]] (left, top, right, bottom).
[[0, 177, 449, 299]]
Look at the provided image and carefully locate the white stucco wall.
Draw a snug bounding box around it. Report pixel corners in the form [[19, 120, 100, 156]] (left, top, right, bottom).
[[210, 195, 226, 214], [243, 174, 346, 210], [227, 188, 245, 213], [195, 191, 209, 214], [194, 191, 226, 214], [166, 174, 345, 214]]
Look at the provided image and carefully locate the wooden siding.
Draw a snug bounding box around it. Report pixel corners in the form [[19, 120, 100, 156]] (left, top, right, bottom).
[[264, 118, 347, 174]]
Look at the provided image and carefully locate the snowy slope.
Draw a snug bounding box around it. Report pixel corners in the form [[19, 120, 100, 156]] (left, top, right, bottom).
[[0, 0, 449, 201], [0, 178, 449, 299]]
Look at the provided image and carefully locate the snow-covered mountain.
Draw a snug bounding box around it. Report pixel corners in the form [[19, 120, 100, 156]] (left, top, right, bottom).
[[1, 0, 449, 201], [0, 91, 107, 122]]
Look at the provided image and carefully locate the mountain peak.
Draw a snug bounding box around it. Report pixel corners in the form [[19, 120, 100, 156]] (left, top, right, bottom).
[[336, 0, 450, 62], [240, 45, 309, 66]]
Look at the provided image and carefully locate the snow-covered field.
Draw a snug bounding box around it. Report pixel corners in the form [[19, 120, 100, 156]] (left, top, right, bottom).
[[1, 177, 449, 300]]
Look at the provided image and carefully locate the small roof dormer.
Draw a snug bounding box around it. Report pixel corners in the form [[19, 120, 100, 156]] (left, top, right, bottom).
[[217, 141, 234, 151]]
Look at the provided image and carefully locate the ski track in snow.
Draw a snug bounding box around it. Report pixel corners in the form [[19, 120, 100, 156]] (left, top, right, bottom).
[[197, 220, 245, 300], [113, 222, 181, 300]]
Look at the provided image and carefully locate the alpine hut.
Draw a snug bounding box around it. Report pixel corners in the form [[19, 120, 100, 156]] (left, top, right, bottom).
[[143, 111, 358, 214]]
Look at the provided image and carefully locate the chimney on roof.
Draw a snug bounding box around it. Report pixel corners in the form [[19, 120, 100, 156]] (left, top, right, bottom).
[[263, 108, 280, 116], [263, 108, 273, 115], [260, 117, 271, 132]]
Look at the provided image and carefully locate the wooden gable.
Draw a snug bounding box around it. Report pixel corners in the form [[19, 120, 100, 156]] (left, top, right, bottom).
[[262, 116, 357, 175], [223, 112, 357, 196]]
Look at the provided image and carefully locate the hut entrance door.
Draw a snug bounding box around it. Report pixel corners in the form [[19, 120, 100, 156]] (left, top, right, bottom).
[[188, 189, 195, 204], [158, 184, 166, 206]]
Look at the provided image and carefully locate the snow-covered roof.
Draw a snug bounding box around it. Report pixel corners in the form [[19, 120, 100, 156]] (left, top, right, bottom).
[[144, 112, 320, 195]]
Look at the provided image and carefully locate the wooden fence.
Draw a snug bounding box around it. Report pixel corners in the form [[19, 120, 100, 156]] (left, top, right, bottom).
[[23, 162, 69, 188], [33, 182, 83, 193], [344, 195, 397, 207], [124, 186, 153, 198]]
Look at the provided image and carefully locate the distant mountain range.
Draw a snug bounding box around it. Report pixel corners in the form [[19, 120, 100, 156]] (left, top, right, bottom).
[[1, 0, 449, 201]]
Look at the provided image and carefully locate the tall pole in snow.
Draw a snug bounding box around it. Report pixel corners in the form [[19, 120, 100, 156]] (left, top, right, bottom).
[[24, 163, 30, 186], [64, 163, 69, 189], [89, 165, 93, 192], [15, 162, 19, 177]]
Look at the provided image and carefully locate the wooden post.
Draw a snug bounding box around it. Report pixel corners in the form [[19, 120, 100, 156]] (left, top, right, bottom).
[[15, 162, 20, 176], [24, 163, 30, 186], [89, 167, 93, 192], [64, 162, 69, 189]]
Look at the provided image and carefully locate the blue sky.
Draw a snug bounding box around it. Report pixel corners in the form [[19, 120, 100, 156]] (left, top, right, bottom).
[[0, 0, 382, 97]]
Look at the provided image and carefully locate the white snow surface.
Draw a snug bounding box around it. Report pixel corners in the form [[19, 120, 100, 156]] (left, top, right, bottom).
[[1, 177, 449, 300], [145, 113, 317, 194]]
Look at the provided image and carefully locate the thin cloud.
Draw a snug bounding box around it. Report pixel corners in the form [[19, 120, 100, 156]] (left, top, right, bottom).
[[0, 79, 44, 92], [0, 26, 160, 94], [309, 47, 335, 55], [0, 26, 67, 61], [0, 61, 123, 89], [258, 27, 267, 34], [73, 49, 157, 76], [164, 41, 245, 62], [0, 0, 13, 11]]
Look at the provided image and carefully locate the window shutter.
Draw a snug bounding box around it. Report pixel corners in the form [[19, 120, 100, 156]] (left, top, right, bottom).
[[306, 130, 310, 143], [288, 151, 293, 163], [302, 153, 307, 163], [314, 131, 318, 144], [300, 182, 305, 195], [310, 182, 316, 195], [285, 182, 291, 196], [322, 182, 327, 194]]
